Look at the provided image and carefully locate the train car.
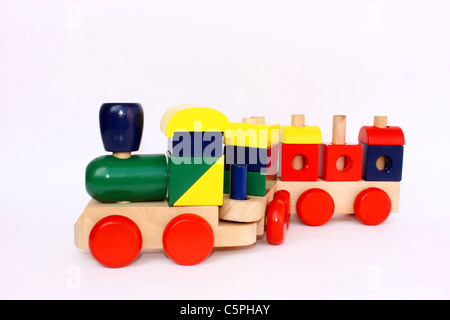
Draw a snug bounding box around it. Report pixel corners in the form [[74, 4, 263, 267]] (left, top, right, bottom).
[[274, 114, 404, 228], [75, 104, 404, 267]]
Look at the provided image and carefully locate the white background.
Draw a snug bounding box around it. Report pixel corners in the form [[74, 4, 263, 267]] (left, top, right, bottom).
[[1, 0, 449, 299]]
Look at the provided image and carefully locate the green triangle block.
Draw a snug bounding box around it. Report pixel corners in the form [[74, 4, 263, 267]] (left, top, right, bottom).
[[168, 156, 219, 206]]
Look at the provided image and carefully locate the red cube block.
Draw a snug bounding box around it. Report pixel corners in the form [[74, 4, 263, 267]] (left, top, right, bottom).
[[279, 143, 320, 181], [320, 143, 363, 181]]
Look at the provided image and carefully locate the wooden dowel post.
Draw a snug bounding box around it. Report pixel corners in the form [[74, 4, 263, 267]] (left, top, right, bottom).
[[332, 115, 346, 145], [291, 114, 305, 127], [251, 116, 265, 124], [374, 116, 388, 171], [242, 117, 257, 124], [332, 115, 347, 170], [243, 116, 265, 124], [113, 152, 132, 159], [291, 114, 305, 170], [374, 115, 387, 129]]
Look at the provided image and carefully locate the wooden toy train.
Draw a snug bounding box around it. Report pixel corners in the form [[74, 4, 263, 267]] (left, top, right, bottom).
[[75, 104, 405, 267]]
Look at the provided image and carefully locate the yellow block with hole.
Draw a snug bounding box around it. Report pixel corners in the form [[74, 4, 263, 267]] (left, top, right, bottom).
[[161, 104, 230, 137], [173, 156, 225, 206], [280, 125, 322, 144], [224, 122, 280, 148]]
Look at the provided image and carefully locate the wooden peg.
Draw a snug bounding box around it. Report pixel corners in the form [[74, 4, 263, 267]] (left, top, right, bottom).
[[374, 116, 388, 129], [332, 115, 347, 170], [113, 152, 132, 159], [374, 116, 388, 171], [251, 116, 265, 124], [242, 117, 257, 124], [290, 114, 306, 170], [291, 114, 305, 127], [332, 115, 346, 145]]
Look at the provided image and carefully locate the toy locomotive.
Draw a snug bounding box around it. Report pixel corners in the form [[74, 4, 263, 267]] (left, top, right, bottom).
[[75, 103, 405, 267]]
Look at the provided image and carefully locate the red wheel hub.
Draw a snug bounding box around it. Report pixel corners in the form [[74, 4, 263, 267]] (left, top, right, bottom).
[[296, 188, 335, 226], [266, 199, 287, 245], [273, 190, 290, 229], [354, 187, 391, 225], [163, 214, 214, 265], [89, 215, 142, 268]]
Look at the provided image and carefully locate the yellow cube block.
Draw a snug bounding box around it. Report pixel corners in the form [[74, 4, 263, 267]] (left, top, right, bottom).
[[280, 125, 322, 144], [224, 122, 280, 148]]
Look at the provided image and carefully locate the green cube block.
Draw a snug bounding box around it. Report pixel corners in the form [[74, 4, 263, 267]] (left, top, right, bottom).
[[223, 169, 268, 197]]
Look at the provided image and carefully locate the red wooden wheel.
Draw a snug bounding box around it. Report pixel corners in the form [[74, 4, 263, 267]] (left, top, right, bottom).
[[266, 199, 286, 245], [89, 215, 142, 268], [354, 187, 391, 225], [163, 214, 214, 265], [274, 189, 290, 229], [296, 188, 335, 226]]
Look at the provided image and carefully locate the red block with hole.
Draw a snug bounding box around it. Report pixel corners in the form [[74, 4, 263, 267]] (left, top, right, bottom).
[[278, 143, 320, 181], [320, 143, 363, 181]]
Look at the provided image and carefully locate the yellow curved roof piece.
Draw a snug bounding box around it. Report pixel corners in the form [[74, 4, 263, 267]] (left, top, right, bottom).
[[161, 104, 230, 137], [281, 125, 322, 144]]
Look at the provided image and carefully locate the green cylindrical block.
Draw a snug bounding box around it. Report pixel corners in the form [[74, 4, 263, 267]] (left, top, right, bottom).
[[86, 154, 168, 203]]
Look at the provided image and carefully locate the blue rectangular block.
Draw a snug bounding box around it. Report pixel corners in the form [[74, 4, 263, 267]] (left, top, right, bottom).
[[169, 131, 223, 157], [361, 143, 404, 181], [224, 145, 269, 173]]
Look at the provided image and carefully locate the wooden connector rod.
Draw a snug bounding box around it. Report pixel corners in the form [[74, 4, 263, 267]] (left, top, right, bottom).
[[242, 117, 257, 124], [251, 116, 265, 124], [291, 114, 305, 170], [332, 115, 346, 145], [291, 114, 305, 127], [113, 152, 132, 159], [374, 115, 388, 171], [332, 115, 347, 171], [374, 115, 388, 129]]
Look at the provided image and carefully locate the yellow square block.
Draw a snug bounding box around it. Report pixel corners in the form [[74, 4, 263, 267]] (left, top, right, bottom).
[[224, 122, 280, 148], [281, 125, 322, 144]]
